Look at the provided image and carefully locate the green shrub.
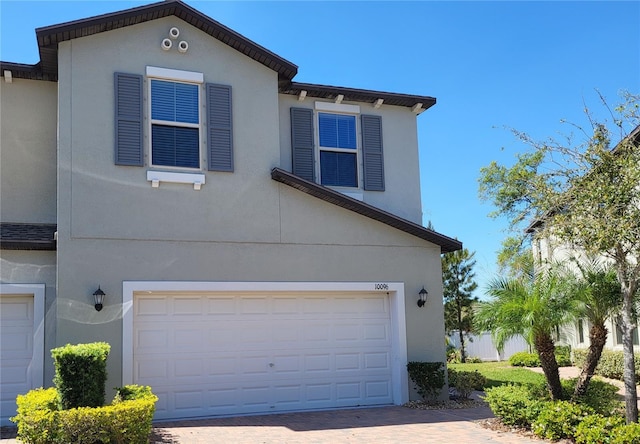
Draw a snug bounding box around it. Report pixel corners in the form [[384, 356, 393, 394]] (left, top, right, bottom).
[[573, 348, 640, 380], [12, 385, 157, 444], [484, 384, 546, 427], [466, 356, 483, 363], [555, 345, 572, 367], [575, 414, 625, 444], [447, 347, 461, 364], [611, 422, 640, 444], [562, 378, 621, 415], [12, 388, 59, 444], [509, 351, 540, 367], [51, 342, 111, 409], [407, 362, 445, 400], [531, 400, 594, 440], [448, 369, 487, 399]]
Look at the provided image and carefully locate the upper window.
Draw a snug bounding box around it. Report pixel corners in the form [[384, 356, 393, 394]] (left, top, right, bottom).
[[318, 113, 358, 187], [150, 79, 200, 169]]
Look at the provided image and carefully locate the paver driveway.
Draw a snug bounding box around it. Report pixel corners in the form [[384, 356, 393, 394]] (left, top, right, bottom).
[[147, 405, 536, 444]]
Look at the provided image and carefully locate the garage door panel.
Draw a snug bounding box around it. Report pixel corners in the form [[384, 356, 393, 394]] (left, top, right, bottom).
[[1, 294, 38, 426], [134, 291, 393, 420]]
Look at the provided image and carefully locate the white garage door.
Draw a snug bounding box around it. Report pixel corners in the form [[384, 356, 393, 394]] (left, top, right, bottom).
[[133, 292, 393, 420], [1, 295, 36, 426]]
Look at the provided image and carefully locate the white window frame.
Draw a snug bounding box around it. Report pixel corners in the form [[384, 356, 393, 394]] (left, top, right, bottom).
[[314, 102, 362, 190], [146, 66, 204, 171]]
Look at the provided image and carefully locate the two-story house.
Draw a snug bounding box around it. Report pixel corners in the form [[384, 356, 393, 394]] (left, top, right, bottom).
[[0, 0, 461, 423]]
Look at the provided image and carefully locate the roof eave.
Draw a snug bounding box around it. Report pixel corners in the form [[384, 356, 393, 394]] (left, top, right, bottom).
[[271, 168, 462, 253]]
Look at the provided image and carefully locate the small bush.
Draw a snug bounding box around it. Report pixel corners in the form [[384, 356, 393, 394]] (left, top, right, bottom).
[[575, 414, 625, 444], [407, 362, 445, 401], [562, 378, 620, 415], [509, 351, 540, 367], [573, 348, 640, 380], [466, 356, 483, 363], [611, 422, 640, 444], [448, 369, 487, 399], [484, 384, 546, 427], [447, 348, 461, 364], [555, 345, 572, 367], [12, 385, 157, 444], [51, 342, 111, 409], [531, 400, 594, 441]]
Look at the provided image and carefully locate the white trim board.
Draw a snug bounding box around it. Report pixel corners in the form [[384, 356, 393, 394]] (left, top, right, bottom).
[[122, 281, 408, 407]]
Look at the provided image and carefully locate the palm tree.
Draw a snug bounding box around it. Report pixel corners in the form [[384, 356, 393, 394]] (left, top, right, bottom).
[[476, 270, 576, 400], [565, 258, 621, 398]]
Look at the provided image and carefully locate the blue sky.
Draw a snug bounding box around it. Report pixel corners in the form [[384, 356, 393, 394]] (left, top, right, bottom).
[[1, 1, 639, 296]]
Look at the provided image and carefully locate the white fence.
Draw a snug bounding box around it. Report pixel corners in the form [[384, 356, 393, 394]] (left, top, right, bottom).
[[447, 332, 529, 362]]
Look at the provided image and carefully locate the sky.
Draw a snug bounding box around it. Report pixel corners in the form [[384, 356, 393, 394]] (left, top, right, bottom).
[[1, 0, 639, 297]]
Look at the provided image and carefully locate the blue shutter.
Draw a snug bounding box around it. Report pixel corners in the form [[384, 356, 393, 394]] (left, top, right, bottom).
[[291, 108, 315, 181], [206, 83, 233, 172], [361, 115, 385, 191], [114, 72, 143, 166]]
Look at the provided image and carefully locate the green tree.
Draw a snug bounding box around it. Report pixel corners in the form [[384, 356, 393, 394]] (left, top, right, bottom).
[[563, 258, 621, 399], [478, 91, 640, 422], [442, 248, 478, 362], [497, 236, 534, 279], [476, 270, 576, 400]]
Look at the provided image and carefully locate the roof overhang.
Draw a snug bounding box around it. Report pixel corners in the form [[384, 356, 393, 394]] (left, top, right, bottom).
[[271, 168, 462, 253], [0, 223, 57, 250], [280, 82, 436, 111], [34, 0, 298, 85]]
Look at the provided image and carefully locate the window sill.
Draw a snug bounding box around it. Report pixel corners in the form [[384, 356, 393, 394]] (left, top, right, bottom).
[[146, 170, 205, 190]]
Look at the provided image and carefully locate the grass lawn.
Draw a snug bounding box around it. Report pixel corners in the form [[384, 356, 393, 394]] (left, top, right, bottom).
[[448, 361, 546, 388]]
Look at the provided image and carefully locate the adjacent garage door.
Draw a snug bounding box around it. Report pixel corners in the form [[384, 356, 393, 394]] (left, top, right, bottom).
[[0, 294, 40, 426], [133, 291, 393, 420]]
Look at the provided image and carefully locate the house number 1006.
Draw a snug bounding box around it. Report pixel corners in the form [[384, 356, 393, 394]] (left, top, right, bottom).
[[375, 283, 389, 290]]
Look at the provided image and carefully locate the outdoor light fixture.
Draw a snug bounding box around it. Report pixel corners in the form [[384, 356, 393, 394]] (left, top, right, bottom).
[[93, 286, 105, 311], [417, 287, 428, 308]]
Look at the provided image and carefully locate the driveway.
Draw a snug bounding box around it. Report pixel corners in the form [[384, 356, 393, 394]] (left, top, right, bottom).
[[147, 404, 536, 444], [1, 404, 536, 444]]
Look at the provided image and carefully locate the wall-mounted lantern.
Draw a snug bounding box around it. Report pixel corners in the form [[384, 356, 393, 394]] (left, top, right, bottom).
[[93, 286, 106, 311], [417, 287, 428, 308]]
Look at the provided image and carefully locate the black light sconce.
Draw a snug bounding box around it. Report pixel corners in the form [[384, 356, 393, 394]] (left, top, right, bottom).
[[417, 287, 428, 308], [93, 286, 106, 311]]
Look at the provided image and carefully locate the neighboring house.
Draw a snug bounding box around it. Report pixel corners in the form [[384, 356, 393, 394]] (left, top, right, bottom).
[[0, 0, 462, 424], [528, 124, 640, 354]]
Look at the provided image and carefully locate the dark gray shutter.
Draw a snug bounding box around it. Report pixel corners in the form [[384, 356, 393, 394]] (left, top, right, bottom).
[[114, 72, 143, 166], [207, 83, 233, 172], [290, 107, 314, 181], [361, 114, 385, 191]]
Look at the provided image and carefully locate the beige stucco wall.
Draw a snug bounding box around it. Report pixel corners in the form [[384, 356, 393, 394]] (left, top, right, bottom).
[[0, 79, 57, 223], [278, 94, 424, 224], [54, 16, 446, 400]]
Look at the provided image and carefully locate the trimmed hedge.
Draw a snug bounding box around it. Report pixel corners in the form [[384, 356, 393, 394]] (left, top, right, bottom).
[[531, 400, 594, 440], [509, 347, 571, 368], [448, 369, 487, 399], [51, 342, 110, 409], [573, 348, 640, 380], [407, 362, 445, 400], [509, 352, 540, 367], [484, 384, 545, 427], [12, 385, 157, 444]]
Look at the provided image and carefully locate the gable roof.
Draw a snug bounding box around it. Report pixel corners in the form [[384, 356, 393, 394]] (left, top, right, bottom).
[[33, 0, 298, 84], [0, 223, 57, 250], [271, 168, 462, 253], [1, 1, 435, 111]]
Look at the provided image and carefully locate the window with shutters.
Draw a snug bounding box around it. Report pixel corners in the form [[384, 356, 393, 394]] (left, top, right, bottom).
[[149, 76, 201, 169], [318, 112, 358, 187]]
